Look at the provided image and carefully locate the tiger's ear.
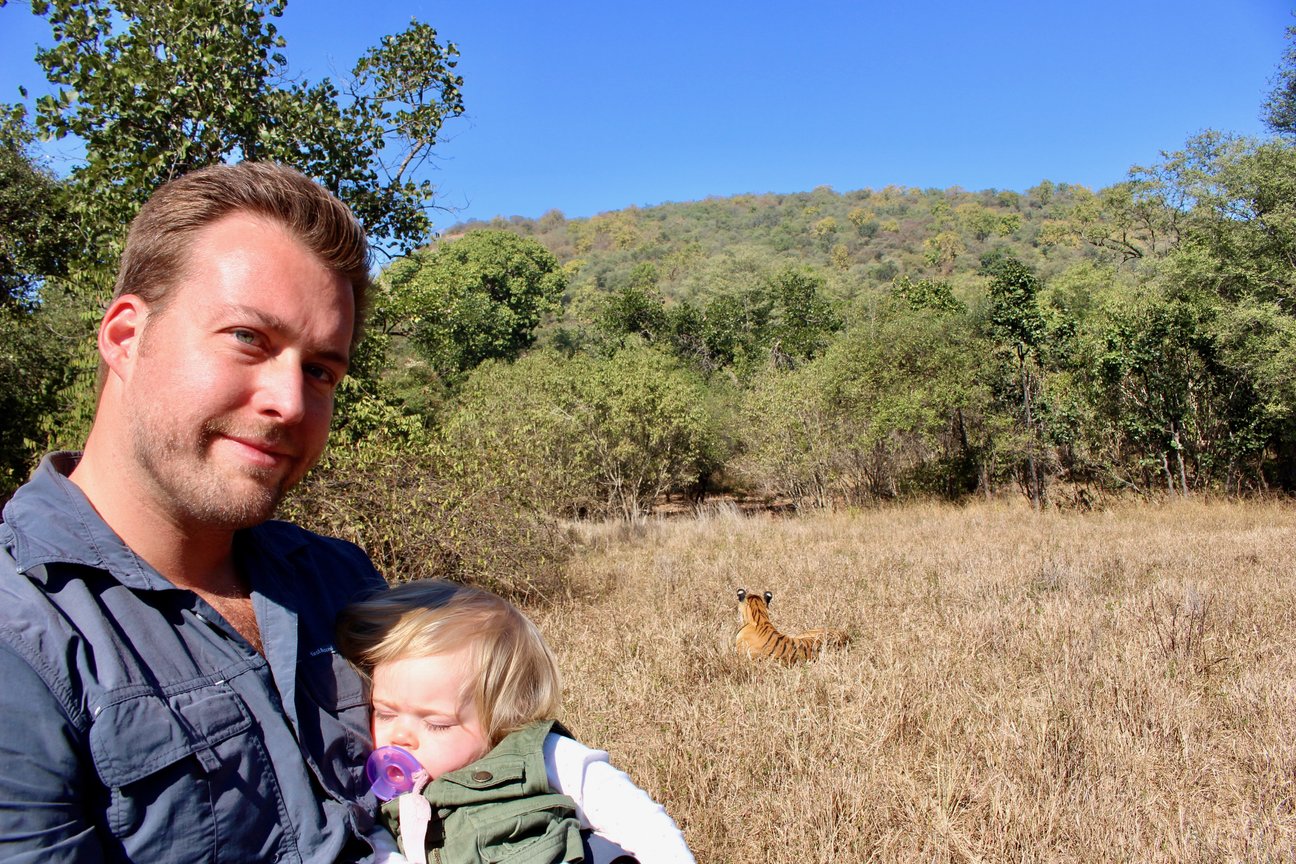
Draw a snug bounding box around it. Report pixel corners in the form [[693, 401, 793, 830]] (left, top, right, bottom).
[[736, 589, 747, 602], [764, 591, 773, 605]]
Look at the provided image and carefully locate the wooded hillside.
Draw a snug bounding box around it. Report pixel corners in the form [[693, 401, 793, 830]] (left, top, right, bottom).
[[373, 129, 1296, 522], [451, 179, 1095, 300]]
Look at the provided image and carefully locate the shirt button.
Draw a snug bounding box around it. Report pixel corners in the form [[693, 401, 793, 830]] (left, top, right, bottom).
[[471, 771, 493, 783]]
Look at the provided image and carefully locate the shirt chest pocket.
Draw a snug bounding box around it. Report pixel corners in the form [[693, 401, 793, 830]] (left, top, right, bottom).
[[89, 682, 257, 858], [298, 650, 372, 792]]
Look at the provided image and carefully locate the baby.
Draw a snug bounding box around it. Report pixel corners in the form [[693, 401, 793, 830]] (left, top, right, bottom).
[[336, 579, 694, 864]]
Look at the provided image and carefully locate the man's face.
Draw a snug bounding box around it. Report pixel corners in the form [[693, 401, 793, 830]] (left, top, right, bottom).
[[122, 212, 354, 531]]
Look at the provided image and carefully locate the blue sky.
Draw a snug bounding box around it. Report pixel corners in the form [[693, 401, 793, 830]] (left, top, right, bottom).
[[1, 1, 1291, 231]]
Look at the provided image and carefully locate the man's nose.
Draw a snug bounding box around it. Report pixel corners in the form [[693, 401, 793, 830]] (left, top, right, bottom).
[[254, 357, 307, 425]]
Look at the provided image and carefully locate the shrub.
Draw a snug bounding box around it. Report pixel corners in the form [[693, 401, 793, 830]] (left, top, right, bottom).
[[444, 347, 725, 520], [280, 431, 570, 601]]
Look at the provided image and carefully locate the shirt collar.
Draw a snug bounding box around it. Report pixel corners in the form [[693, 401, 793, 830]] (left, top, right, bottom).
[[2, 452, 309, 590]]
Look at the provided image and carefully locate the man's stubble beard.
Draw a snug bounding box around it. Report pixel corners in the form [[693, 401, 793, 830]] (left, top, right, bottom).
[[130, 408, 298, 532]]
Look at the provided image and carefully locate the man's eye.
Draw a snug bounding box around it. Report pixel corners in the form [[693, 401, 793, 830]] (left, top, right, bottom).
[[232, 329, 257, 345], [305, 364, 337, 385]]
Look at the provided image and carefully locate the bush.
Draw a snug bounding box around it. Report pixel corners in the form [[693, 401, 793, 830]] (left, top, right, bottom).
[[444, 347, 726, 520], [735, 301, 991, 507], [280, 432, 571, 601]]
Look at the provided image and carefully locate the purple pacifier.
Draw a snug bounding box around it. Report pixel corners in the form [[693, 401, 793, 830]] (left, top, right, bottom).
[[366, 745, 422, 800]]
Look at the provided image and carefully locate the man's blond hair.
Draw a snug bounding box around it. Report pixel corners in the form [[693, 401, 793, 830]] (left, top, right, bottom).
[[337, 581, 562, 746]]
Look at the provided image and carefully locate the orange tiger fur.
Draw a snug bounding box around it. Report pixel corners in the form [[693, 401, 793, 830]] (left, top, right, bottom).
[[735, 589, 850, 662]]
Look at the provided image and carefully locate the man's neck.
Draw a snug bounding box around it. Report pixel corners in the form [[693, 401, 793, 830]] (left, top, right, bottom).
[[69, 436, 241, 596]]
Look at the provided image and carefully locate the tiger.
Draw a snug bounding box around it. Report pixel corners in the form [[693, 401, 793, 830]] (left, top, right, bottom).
[[734, 588, 850, 662]]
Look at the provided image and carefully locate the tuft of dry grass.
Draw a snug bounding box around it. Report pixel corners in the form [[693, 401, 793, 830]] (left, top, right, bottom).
[[528, 499, 1296, 863]]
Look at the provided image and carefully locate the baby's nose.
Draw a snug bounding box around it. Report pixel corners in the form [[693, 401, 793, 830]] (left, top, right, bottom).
[[388, 717, 418, 748]]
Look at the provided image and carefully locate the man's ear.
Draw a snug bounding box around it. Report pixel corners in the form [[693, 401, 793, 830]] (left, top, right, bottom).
[[98, 295, 149, 381]]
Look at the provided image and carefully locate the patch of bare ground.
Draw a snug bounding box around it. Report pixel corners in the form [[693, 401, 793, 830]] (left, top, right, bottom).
[[527, 498, 1296, 863]]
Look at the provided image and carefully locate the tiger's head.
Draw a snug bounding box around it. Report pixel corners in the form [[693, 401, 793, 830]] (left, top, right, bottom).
[[736, 588, 774, 626]]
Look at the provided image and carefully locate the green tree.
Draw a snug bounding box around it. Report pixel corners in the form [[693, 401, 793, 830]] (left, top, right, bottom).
[[1061, 180, 1181, 262], [955, 202, 999, 241], [738, 299, 988, 507], [0, 108, 73, 304], [890, 276, 966, 315], [765, 265, 841, 364], [923, 230, 965, 274], [1043, 134, 1296, 494], [1263, 21, 1296, 137], [442, 352, 599, 518], [699, 289, 773, 372], [376, 230, 566, 381], [664, 299, 711, 368], [1152, 134, 1296, 306], [984, 255, 1048, 507], [445, 348, 722, 520], [594, 264, 668, 349], [0, 110, 80, 502], [1090, 290, 1230, 495], [819, 302, 989, 502], [19, 0, 464, 258], [0, 292, 86, 499], [568, 347, 721, 519], [738, 364, 837, 508], [1132, 134, 1296, 488], [1212, 299, 1296, 489]]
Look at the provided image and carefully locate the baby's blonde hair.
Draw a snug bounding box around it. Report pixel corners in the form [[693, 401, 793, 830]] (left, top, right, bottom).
[[336, 581, 561, 745]]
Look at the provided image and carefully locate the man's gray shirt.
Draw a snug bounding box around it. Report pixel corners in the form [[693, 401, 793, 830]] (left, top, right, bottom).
[[0, 453, 387, 862]]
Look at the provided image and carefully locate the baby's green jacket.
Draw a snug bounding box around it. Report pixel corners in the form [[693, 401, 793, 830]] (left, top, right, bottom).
[[378, 719, 585, 864]]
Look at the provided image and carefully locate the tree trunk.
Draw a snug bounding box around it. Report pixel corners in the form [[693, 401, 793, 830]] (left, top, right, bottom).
[[1171, 423, 1189, 496], [1019, 346, 1041, 511]]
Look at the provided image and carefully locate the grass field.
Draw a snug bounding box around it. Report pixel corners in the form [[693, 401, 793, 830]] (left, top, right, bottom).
[[528, 499, 1296, 863]]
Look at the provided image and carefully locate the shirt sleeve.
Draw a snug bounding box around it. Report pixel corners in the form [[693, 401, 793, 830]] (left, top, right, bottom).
[[542, 733, 695, 864], [0, 639, 104, 863]]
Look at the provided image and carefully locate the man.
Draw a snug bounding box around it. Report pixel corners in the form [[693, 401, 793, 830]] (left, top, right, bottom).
[[0, 163, 387, 862]]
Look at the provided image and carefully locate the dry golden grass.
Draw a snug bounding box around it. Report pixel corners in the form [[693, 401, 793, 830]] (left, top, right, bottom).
[[527, 498, 1296, 863]]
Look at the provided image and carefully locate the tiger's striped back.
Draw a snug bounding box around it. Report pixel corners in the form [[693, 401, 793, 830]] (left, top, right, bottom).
[[735, 589, 850, 663]]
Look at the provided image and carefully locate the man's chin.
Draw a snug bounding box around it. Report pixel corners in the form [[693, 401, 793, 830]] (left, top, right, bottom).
[[180, 475, 288, 531], [189, 499, 279, 532]]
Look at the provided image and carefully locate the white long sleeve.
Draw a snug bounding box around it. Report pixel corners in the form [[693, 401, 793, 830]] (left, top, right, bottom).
[[543, 733, 695, 864], [364, 824, 410, 864]]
